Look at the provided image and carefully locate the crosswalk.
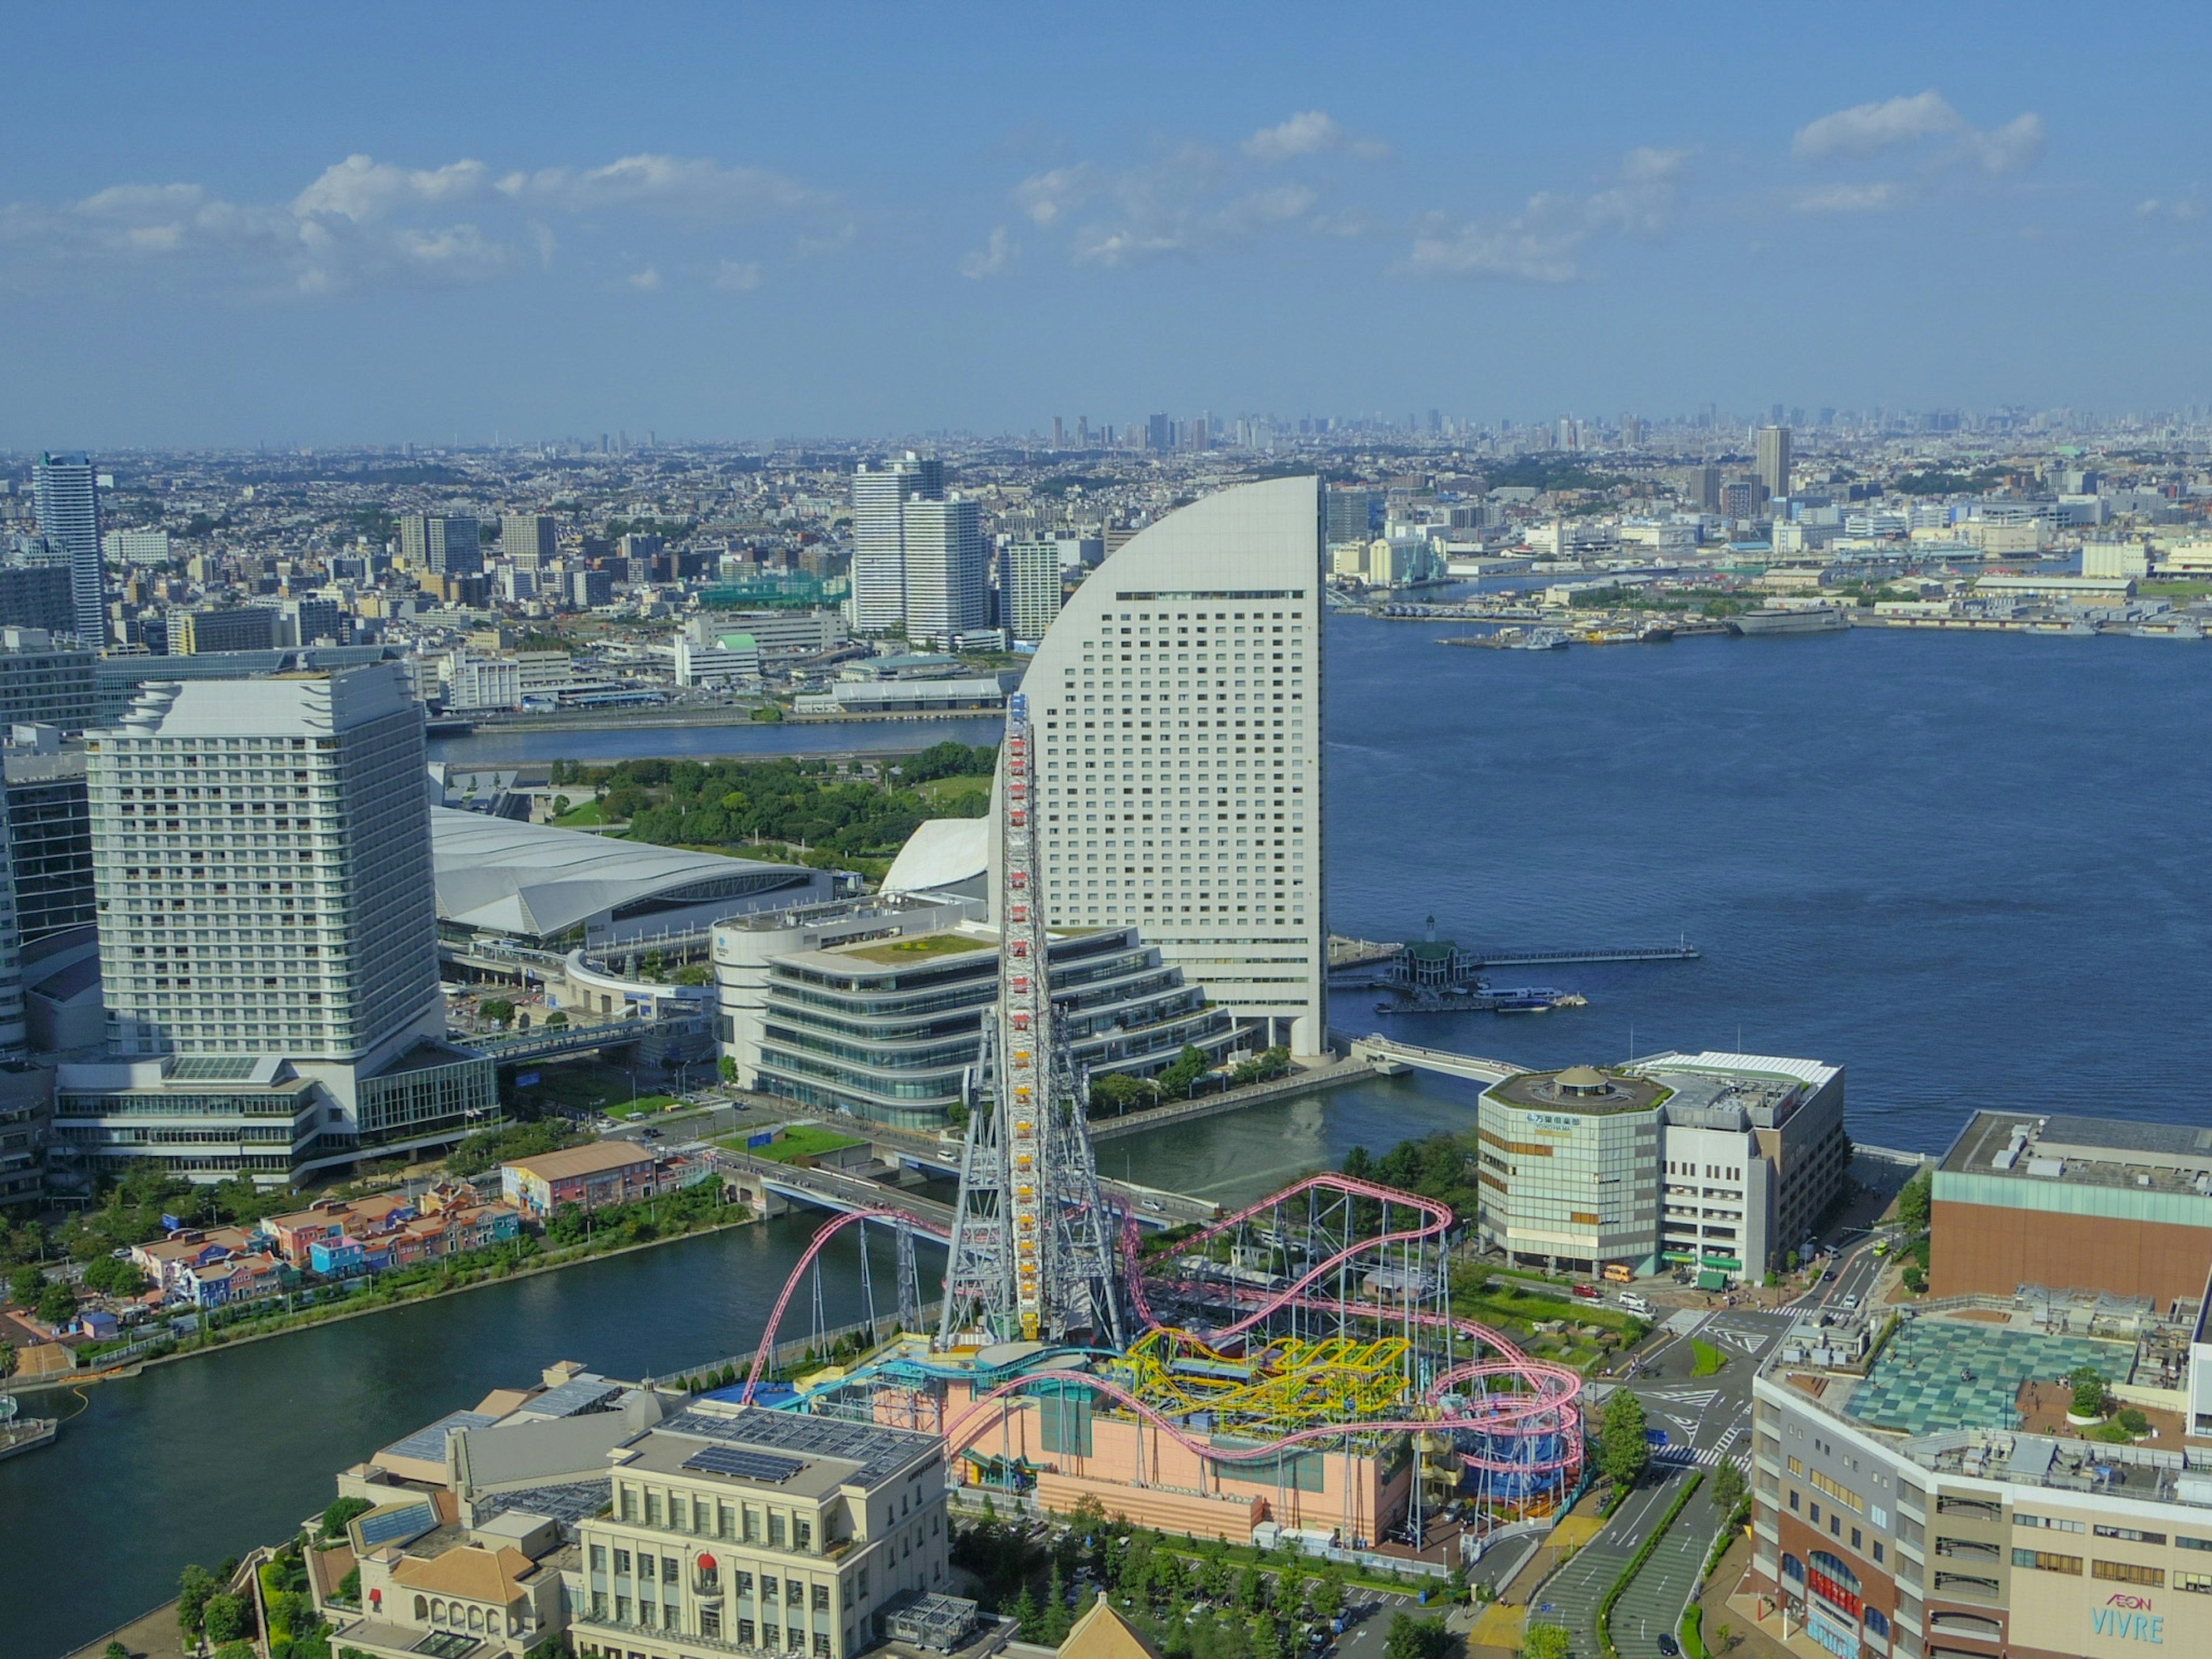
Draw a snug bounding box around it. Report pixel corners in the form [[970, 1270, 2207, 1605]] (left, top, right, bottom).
[[1663, 1433, 1743, 1478], [1653, 1440, 1742, 1468], [1642, 1386, 1722, 1411]]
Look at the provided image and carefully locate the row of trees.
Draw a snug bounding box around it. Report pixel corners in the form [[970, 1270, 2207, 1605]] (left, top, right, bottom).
[[952, 1494, 1419, 1659], [1088, 1046, 1294, 1114]]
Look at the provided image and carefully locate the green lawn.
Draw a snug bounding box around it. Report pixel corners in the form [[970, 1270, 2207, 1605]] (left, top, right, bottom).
[[749, 1123, 868, 1162], [914, 773, 993, 811], [837, 931, 990, 964], [607, 1093, 679, 1119], [1690, 1339, 1726, 1376], [552, 799, 606, 827]]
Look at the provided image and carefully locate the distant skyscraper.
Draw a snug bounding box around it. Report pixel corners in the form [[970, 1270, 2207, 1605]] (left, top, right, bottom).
[[1683, 466, 1722, 512], [900, 498, 987, 645], [0, 772, 25, 1055], [1052, 416, 1066, 448], [0, 565, 77, 635], [1756, 426, 1793, 505], [999, 540, 1065, 642], [1145, 414, 1172, 452], [32, 453, 103, 648], [1325, 489, 1378, 547], [1010, 475, 1327, 1055], [399, 514, 482, 575], [499, 513, 557, 569], [851, 453, 946, 635]]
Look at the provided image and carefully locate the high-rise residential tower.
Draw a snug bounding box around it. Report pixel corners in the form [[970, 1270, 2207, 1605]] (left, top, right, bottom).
[[1756, 426, 1792, 506], [498, 512, 557, 569], [999, 540, 1066, 642], [900, 497, 987, 645], [399, 513, 483, 575], [32, 452, 103, 647], [851, 452, 943, 634], [77, 664, 488, 1175], [1005, 476, 1326, 1054]]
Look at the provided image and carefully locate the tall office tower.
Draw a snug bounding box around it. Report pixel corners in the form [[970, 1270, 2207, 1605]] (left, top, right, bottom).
[[1683, 465, 1722, 512], [89, 666, 449, 1108], [1051, 416, 1066, 448], [1325, 487, 1377, 547], [851, 452, 945, 634], [3, 732, 93, 946], [0, 564, 75, 635], [0, 771, 25, 1055], [1145, 414, 1172, 452], [499, 513, 557, 569], [1077, 416, 1090, 446], [1756, 426, 1793, 505], [900, 497, 987, 645], [398, 514, 483, 575], [1009, 475, 1327, 1054], [32, 452, 103, 647], [999, 540, 1065, 642]]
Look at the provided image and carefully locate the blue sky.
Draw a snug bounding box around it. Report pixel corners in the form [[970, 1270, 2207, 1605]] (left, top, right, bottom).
[[5, 2, 2209, 448]]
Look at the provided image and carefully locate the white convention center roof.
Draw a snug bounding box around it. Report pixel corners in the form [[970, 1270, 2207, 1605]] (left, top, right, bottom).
[[430, 808, 820, 942]]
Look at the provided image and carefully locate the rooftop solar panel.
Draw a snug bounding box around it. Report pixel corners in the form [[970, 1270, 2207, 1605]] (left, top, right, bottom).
[[680, 1445, 806, 1483]]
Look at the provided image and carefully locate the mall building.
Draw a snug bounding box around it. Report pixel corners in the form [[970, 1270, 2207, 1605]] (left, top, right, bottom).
[[1752, 1282, 2212, 1659], [1474, 1051, 1847, 1283]]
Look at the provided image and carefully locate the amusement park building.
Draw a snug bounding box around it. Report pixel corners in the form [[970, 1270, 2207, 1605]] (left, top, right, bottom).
[[1476, 1052, 1846, 1282], [1006, 475, 1328, 1056]]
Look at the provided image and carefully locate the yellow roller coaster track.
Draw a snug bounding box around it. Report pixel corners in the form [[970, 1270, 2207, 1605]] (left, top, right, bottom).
[[1111, 1327, 1422, 1437]]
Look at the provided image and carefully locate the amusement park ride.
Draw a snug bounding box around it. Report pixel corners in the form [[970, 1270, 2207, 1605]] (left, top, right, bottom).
[[738, 693, 1584, 1548]]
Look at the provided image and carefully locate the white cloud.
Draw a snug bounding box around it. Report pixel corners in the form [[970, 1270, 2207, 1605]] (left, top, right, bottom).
[[1792, 90, 2044, 179], [711, 259, 763, 292], [0, 146, 830, 299], [1013, 166, 1099, 228], [1016, 139, 1354, 269], [1406, 146, 1687, 282], [1241, 111, 1388, 163], [1793, 90, 1963, 160], [498, 153, 815, 216], [959, 226, 1014, 279], [1963, 112, 2046, 175], [292, 155, 489, 221], [2137, 194, 2204, 223], [1794, 181, 1902, 214]]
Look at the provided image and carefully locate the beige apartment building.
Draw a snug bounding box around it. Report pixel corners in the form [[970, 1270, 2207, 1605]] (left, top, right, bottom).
[[569, 1406, 949, 1659]]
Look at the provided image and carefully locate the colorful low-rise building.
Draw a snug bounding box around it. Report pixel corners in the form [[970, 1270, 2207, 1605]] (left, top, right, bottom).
[[179, 1252, 294, 1309], [128, 1225, 262, 1292], [499, 1141, 706, 1218]]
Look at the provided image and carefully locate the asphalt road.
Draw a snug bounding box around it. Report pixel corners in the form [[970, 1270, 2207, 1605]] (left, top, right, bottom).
[[1522, 1470, 1693, 1659]]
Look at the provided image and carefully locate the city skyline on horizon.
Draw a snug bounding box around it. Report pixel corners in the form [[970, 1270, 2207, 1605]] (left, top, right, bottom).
[[6, 3, 2212, 448]]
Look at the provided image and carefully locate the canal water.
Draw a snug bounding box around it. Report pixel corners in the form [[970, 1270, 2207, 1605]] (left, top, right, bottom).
[[13, 620, 2210, 1654]]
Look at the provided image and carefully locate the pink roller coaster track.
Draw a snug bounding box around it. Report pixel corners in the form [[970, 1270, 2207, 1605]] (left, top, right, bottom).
[[736, 1175, 1584, 1485]]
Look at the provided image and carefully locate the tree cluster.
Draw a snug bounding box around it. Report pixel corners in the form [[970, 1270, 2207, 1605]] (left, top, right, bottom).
[[573, 749, 994, 861]]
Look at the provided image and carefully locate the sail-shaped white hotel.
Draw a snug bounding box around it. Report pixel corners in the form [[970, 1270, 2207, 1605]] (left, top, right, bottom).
[[997, 476, 1327, 1055]]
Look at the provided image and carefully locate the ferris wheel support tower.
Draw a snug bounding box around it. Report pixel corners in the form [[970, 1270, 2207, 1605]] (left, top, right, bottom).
[[935, 692, 1124, 1349]]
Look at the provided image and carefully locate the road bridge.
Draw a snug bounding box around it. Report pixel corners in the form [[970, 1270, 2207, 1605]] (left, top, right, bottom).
[[716, 1139, 1214, 1229], [469, 1012, 714, 1069], [1346, 1033, 1523, 1086]]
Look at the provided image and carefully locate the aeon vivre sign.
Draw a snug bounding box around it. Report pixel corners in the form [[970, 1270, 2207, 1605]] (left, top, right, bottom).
[[2090, 1593, 2164, 1645]]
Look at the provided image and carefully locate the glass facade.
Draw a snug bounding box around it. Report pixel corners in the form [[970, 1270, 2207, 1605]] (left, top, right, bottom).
[[755, 926, 1233, 1128]]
